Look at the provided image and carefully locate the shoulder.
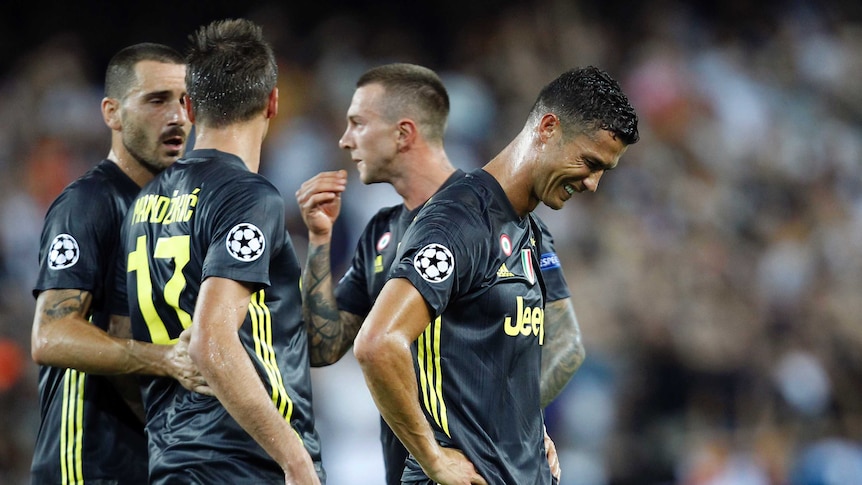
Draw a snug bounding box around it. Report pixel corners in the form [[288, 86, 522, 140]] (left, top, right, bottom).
[[47, 162, 131, 218], [367, 204, 403, 224]]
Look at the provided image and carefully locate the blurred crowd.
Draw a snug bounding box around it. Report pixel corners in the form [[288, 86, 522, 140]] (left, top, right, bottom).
[[1, 1, 861, 484]]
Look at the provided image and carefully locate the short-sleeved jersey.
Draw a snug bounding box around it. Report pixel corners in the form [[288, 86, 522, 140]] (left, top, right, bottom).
[[391, 169, 554, 485], [31, 160, 148, 485], [116, 149, 324, 484], [335, 169, 570, 485]]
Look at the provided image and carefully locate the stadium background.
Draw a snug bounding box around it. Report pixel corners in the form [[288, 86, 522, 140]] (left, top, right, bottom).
[[1, 0, 861, 483]]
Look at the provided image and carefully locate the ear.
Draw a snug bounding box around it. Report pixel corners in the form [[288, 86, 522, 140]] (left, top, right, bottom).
[[537, 113, 560, 143], [102, 97, 121, 131], [395, 119, 417, 152], [184, 94, 196, 124], [265, 87, 278, 119]]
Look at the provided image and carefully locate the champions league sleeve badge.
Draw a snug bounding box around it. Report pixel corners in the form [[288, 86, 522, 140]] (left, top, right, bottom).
[[47, 234, 80, 270], [226, 223, 266, 262], [413, 243, 454, 283]]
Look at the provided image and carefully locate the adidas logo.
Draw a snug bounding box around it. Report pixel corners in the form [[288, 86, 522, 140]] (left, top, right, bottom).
[[497, 263, 514, 278]]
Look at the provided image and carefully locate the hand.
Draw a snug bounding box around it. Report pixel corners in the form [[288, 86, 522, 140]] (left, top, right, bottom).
[[544, 426, 560, 482], [425, 447, 488, 485], [295, 170, 347, 242], [167, 328, 212, 395]]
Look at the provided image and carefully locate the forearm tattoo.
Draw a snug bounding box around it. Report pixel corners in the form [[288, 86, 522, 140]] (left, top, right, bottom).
[[42, 289, 92, 321], [303, 243, 361, 365], [540, 298, 586, 407]]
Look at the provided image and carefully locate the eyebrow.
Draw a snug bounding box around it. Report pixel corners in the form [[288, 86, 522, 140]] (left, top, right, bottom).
[[586, 156, 617, 171], [143, 90, 178, 99]]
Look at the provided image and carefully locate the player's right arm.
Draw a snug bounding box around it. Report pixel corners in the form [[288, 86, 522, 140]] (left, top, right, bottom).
[[355, 278, 487, 485], [31, 288, 204, 392], [296, 170, 364, 366], [188, 276, 320, 485]]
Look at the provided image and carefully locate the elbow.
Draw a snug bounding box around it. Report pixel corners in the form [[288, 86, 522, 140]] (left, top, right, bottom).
[[354, 327, 388, 370], [310, 354, 341, 368], [30, 322, 53, 365], [187, 332, 210, 369], [353, 330, 375, 368], [31, 337, 50, 365]]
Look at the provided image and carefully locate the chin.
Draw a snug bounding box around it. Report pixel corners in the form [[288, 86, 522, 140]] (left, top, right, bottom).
[[542, 200, 564, 211]]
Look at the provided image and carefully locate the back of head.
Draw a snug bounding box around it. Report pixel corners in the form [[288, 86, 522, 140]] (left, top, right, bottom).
[[530, 66, 639, 146], [185, 18, 277, 128], [357, 63, 449, 142], [105, 42, 185, 100]]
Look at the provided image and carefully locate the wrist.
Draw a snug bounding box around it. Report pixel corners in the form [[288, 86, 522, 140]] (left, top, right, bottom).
[[307, 233, 332, 246]]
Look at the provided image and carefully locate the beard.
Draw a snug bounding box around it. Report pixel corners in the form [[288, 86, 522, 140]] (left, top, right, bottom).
[[123, 125, 185, 175]]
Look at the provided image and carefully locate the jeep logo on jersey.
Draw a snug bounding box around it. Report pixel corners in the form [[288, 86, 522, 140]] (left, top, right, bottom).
[[503, 296, 545, 345], [226, 223, 266, 262], [414, 243, 454, 283], [47, 234, 79, 270]]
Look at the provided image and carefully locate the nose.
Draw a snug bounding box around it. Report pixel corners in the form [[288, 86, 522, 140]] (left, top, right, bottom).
[[583, 170, 604, 192], [169, 99, 190, 126], [339, 128, 353, 150]]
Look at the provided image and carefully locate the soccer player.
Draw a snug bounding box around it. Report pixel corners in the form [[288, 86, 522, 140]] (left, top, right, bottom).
[[30, 43, 200, 484], [354, 66, 640, 484], [115, 19, 324, 484], [296, 63, 583, 484]]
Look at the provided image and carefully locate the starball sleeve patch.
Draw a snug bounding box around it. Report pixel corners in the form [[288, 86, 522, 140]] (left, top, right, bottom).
[[47, 234, 80, 270], [413, 243, 454, 283], [225, 223, 266, 262]]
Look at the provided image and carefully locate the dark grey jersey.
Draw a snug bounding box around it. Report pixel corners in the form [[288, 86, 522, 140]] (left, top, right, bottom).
[[392, 169, 555, 485], [116, 149, 324, 484], [31, 160, 148, 484]]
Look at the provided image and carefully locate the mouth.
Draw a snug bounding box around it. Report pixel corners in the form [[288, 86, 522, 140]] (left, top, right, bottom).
[[162, 136, 184, 151], [564, 183, 576, 196], [161, 127, 187, 152]]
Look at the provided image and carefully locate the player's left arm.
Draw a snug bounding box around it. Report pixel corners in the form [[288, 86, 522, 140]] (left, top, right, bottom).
[[540, 297, 585, 407], [188, 276, 320, 485]]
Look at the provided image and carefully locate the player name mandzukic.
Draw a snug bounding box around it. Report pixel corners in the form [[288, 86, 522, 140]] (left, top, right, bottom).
[[130, 188, 200, 225]]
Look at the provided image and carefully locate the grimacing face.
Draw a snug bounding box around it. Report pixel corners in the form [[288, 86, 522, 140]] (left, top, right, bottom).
[[119, 60, 190, 174], [338, 83, 400, 185], [537, 127, 627, 210]]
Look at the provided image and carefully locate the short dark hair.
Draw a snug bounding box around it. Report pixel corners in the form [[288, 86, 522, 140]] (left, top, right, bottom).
[[104, 43, 185, 99], [357, 63, 450, 142], [186, 18, 277, 128], [530, 66, 639, 145]]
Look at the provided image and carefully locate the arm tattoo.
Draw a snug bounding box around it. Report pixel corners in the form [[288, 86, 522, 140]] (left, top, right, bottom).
[[42, 289, 92, 321], [302, 242, 363, 366], [540, 298, 586, 407]]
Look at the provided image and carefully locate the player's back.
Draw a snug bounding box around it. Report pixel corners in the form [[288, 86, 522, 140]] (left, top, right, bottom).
[[122, 148, 324, 483]]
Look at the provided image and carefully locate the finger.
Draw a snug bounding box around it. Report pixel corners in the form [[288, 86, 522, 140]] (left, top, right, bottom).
[[194, 384, 215, 396], [296, 172, 347, 198]]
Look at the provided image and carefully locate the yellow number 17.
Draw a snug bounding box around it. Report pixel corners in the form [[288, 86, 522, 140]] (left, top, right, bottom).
[[127, 235, 193, 344]]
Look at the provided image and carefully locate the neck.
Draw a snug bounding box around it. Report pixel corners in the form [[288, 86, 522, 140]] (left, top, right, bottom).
[[107, 145, 155, 188], [391, 145, 456, 211], [482, 131, 537, 218], [192, 120, 267, 173]]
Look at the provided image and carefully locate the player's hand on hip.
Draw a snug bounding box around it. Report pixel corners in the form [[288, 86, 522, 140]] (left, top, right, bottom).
[[544, 425, 561, 482], [295, 170, 347, 239], [168, 328, 212, 395], [426, 447, 488, 485]]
